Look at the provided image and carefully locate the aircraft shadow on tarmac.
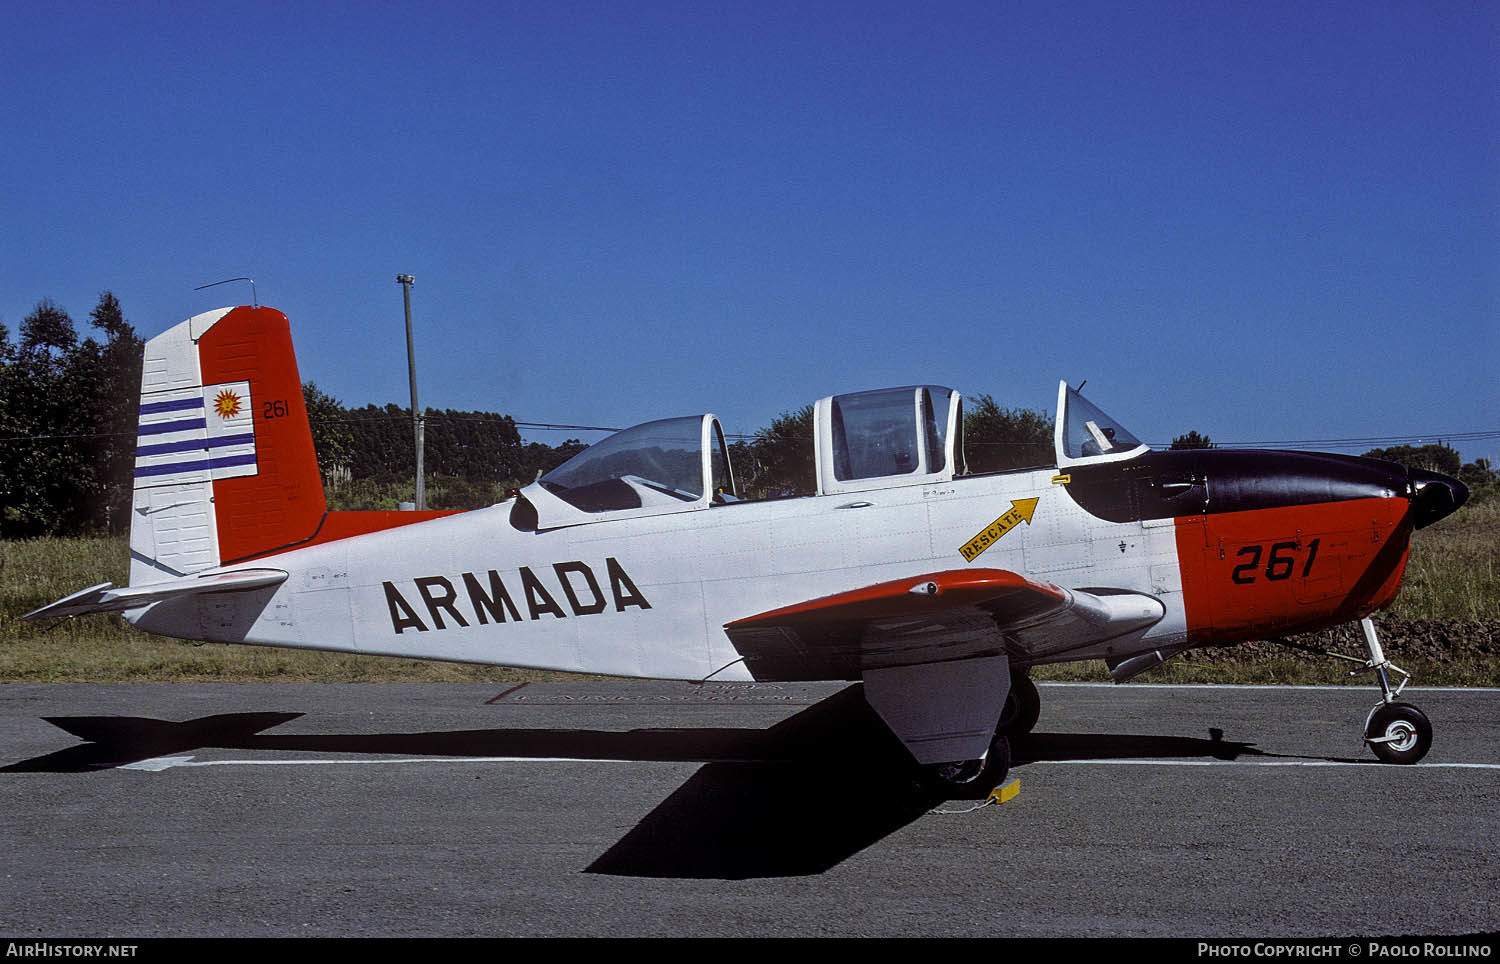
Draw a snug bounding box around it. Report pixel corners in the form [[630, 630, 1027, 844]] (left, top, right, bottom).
[[6, 688, 1296, 879]]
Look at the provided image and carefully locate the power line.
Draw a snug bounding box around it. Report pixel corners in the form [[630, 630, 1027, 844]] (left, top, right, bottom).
[[1, 412, 1496, 454]]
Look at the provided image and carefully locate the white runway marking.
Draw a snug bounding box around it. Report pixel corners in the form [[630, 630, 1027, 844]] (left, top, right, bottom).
[[118, 755, 635, 771], [1020, 759, 1500, 769], [1037, 682, 1500, 693], [114, 754, 1500, 772]]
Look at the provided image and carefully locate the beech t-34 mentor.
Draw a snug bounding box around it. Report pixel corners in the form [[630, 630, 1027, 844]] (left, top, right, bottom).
[[26, 306, 1470, 794]]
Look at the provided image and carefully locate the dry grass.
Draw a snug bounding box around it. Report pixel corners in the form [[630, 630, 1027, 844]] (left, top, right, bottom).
[[1031, 653, 1498, 687], [0, 536, 571, 683], [1390, 495, 1499, 621]]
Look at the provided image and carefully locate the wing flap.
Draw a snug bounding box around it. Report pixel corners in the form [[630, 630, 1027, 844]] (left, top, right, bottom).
[[22, 569, 288, 621], [724, 568, 1163, 681]]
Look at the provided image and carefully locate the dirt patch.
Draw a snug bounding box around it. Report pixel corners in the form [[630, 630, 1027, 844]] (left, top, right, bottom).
[[1178, 614, 1500, 666]]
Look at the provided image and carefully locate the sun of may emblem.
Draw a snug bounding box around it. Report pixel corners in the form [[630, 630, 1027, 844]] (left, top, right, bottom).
[[213, 389, 243, 419]]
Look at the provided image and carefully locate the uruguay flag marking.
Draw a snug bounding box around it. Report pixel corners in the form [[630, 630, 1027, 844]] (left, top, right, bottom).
[[134, 382, 258, 488]]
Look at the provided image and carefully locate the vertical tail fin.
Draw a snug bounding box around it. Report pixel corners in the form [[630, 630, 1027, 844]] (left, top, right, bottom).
[[130, 306, 326, 584]]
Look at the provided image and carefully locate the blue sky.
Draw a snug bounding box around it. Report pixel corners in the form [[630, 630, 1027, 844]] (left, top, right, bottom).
[[2, 1, 1496, 460]]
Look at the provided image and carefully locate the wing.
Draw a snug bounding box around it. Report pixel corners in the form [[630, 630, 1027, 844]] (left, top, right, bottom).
[[22, 569, 288, 621], [724, 567, 1164, 682]]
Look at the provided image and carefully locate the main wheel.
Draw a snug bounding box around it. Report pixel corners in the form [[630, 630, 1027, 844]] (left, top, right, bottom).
[[996, 675, 1041, 738], [920, 735, 1012, 799], [1365, 702, 1432, 765]]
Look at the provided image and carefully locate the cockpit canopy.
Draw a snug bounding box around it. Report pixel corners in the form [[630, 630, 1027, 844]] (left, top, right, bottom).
[[1053, 381, 1149, 468], [523, 414, 735, 525], [518, 380, 1146, 528]]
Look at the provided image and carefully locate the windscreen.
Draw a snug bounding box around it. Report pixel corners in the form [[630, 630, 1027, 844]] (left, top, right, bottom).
[[1061, 386, 1145, 461]]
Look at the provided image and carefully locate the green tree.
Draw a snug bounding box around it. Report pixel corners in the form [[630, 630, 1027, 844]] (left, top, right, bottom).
[[1170, 430, 1214, 450], [18, 298, 78, 357], [0, 300, 90, 535], [963, 394, 1053, 473], [0, 294, 147, 535], [741, 405, 814, 498], [1459, 458, 1495, 489], [87, 292, 143, 532], [1363, 443, 1461, 476], [303, 382, 354, 479]]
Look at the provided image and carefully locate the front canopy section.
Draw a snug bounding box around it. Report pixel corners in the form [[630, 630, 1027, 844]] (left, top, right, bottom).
[[520, 414, 737, 527], [1053, 381, 1150, 468]]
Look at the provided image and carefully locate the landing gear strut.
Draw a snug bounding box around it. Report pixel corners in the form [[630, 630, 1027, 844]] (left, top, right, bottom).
[[1356, 617, 1432, 765], [1273, 615, 1432, 764]]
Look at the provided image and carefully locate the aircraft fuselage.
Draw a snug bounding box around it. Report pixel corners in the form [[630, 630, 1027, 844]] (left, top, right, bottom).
[[129, 447, 1430, 683]]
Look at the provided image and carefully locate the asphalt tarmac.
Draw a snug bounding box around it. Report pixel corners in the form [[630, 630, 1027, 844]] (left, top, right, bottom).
[[1, 680, 1496, 937]]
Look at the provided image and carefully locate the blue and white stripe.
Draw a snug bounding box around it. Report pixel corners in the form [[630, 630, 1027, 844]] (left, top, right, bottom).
[[134, 382, 258, 488]]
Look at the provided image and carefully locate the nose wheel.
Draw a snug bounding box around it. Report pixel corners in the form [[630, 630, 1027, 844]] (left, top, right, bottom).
[[1272, 615, 1431, 765], [1354, 616, 1432, 764], [1364, 702, 1432, 765]]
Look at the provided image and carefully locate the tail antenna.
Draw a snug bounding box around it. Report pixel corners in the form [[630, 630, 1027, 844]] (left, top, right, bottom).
[[194, 277, 258, 308]]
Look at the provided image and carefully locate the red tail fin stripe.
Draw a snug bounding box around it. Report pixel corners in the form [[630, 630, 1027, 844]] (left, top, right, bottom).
[[197, 306, 327, 563]]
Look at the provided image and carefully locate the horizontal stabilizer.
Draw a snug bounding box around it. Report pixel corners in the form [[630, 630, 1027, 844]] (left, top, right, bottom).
[[22, 569, 288, 621]]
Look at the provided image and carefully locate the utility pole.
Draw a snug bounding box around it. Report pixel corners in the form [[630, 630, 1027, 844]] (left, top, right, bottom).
[[397, 274, 425, 510]]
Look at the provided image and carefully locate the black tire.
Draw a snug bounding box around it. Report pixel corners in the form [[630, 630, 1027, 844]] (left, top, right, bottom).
[[996, 675, 1041, 738], [920, 735, 1012, 799], [1365, 702, 1432, 765]]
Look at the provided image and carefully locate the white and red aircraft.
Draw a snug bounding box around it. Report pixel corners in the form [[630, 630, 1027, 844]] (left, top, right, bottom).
[[25, 305, 1469, 794]]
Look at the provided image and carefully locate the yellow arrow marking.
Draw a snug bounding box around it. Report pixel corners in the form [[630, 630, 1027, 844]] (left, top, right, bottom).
[[958, 497, 1040, 562]]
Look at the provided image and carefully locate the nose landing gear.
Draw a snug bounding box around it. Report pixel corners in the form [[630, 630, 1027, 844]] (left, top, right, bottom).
[[1272, 615, 1432, 764], [1356, 617, 1432, 765]]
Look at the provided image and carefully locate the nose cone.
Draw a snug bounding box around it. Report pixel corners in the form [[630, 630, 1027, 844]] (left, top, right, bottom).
[[1408, 468, 1469, 529]]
